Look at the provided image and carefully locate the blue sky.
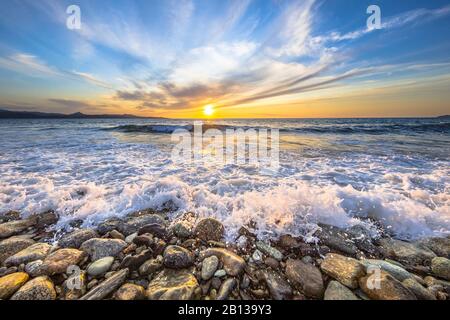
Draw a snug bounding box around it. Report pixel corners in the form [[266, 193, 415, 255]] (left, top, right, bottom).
[[0, 0, 449, 117]]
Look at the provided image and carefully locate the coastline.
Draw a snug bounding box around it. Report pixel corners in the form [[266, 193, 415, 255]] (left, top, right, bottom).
[[0, 209, 449, 300]]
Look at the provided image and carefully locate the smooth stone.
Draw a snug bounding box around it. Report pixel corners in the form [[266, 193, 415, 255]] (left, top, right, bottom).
[[359, 271, 416, 300], [171, 213, 196, 239], [402, 278, 436, 300], [361, 259, 413, 282], [265, 257, 280, 269], [39, 248, 85, 275], [4, 243, 52, 267], [80, 238, 127, 261], [146, 268, 199, 300], [87, 256, 115, 277], [285, 259, 324, 298], [201, 255, 219, 280], [139, 256, 163, 276], [251, 249, 264, 263], [24, 260, 44, 277], [255, 241, 283, 261], [125, 232, 138, 244], [109, 230, 125, 240], [120, 215, 166, 236], [10, 276, 56, 300], [138, 223, 167, 239], [320, 253, 366, 289], [0, 236, 35, 264], [97, 218, 125, 235], [379, 238, 436, 266], [431, 257, 450, 280], [416, 237, 450, 258], [214, 269, 226, 278], [216, 278, 236, 300], [163, 245, 193, 269], [0, 272, 29, 299], [80, 269, 129, 300], [33, 211, 59, 229], [260, 269, 292, 300], [424, 276, 450, 294], [199, 248, 245, 276], [115, 283, 145, 300], [277, 234, 300, 249], [324, 280, 359, 300], [315, 224, 358, 256], [58, 229, 98, 249], [0, 218, 36, 239], [194, 218, 224, 242]]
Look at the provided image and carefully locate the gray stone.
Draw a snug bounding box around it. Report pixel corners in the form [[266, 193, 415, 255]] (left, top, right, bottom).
[[87, 256, 115, 277], [260, 269, 292, 300], [24, 260, 44, 277], [58, 229, 98, 249], [139, 256, 163, 276], [0, 218, 36, 239], [324, 281, 359, 300], [416, 237, 450, 258], [255, 241, 283, 261], [379, 238, 436, 266], [201, 255, 219, 280], [214, 269, 226, 278], [146, 268, 198, 300], [315, 224, 358, 256], [194, 218, 224, 242], [285, 259, 324, 298], [361, 259, 413, 282], [4, 243, 52, 267], [80, 238, 127, 261], [120, 215, 166, 236], [217, 278, 236, 300]]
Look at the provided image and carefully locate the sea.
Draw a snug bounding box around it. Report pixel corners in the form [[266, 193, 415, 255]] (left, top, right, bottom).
[[0, 118, 448, 241]]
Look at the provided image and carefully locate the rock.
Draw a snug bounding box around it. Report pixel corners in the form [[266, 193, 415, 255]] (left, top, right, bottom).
[[138, 223, 167, 239], [120, 249, 153, 271], [201, 255, 219, 281], [416, 237, 450, 258], [97, 218, 125, 235], [10, 276, 56, 300], [315, 224, 358, 256], [163, 245, 193, 269], [120, 215, 166, 236], [379, 238, 436, 266], [424, 276, 450, 294], [146, 269, 199, 300], [58, 229, 98, 249], [194, 218, 224, 242], [214, 269, 226, 278], [217, 278, 236, 300], [109, 230, 125, 240], [320, 253, 365, 289], [359, 271, 417, 300], [260, 269, 292, 300], [402, 278, 436, 300], [199, 248, 245, 276], [255, 241, 283, 261], [39, 249, 85, 275], [125, 232, 138, 244], [324, 281, 359, 300], [115, 283, 145, 300], [277, 234, 300, 249], [80, 238, 127, 261], [431, 257, 450, 280], [251, 249, 264, 263], [33, 211, 59, 229], [80, 269, 129, 300], [346, 224, 380, 256], [285, 259, 324, 298], [0, 218, 36, 239], [4, 242, 52, 267], [171, 213, 196, 239], [0, 236, 35, 264], [133, 234, 153, 247], [139, 257, 163, 276], [361, 259, 413, 282], [24, 260, 44, 277], [87, 256, 115, 277], [0, 272, 29, 299], [265, 257, 280, 269]]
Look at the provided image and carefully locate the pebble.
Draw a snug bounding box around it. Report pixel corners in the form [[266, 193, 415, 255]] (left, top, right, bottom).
[[115, 283, 145, 300], [11, 276, 56, 300], [163, 245, 194, 269], [80, 238, 127, 261], [58, 229, 98, 249], [255, 241, 283, 261], [216, 278, 236, 300], [194, 218, 224, 242], [201, 255, 219, 280], [199, 248, 245, 276], [324, 280, 359, 300], [431, 257, 450, 281], [87, 256, 115, 277], [146, 268, 199, 300], [359, 271, 417, 300], [320, 253, 365, 289], [0, 236, 35, 264], [285, 259, 324, 299], [214, 269, 227, 278], [4, 242, 52, 267], [39, 248, 85, 275], [0, 272, 29, 299]]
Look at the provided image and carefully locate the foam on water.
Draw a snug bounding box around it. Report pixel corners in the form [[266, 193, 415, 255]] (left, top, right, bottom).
[[0, 118, 448, 241]]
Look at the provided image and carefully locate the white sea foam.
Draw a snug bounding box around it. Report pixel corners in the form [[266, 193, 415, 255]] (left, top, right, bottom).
[[0, 119, 449, 241]]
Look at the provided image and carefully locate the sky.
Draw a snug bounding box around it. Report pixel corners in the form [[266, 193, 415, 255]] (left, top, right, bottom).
[[0, 0, 449, 118]]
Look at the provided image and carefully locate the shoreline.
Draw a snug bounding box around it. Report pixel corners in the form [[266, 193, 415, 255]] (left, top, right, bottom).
[[0, 209, 449, 300]]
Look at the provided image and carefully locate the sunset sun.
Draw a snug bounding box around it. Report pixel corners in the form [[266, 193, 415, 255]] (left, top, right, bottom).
[[203, 104, 215, 117]]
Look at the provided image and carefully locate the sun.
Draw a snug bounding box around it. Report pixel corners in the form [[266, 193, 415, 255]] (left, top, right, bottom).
[[203, 104, 215, 117]]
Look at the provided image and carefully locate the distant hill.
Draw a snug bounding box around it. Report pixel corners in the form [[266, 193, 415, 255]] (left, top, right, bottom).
[[0, 109, 165, 119], [437, 115, 450, 119]]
